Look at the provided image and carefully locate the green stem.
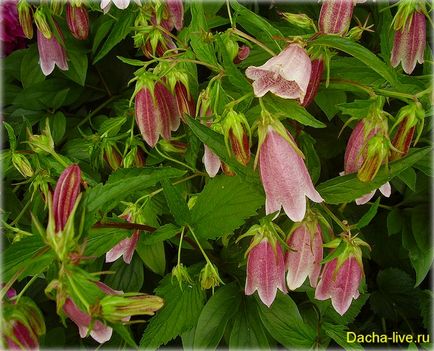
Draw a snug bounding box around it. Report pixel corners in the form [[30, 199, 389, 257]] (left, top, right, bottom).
[[10, 200, 32, 226], [158, 56, 221, 72], [373, 88, 415, 102], [154, 145, 196, 172], [177, 227, 185, 266], [231, 28, 276, 56], [226, 0, 234, 28], [14, 275, 39, 303], [320, 203, 348, 232], [77, 95, 119, 128], [188, 226, 212, 265]]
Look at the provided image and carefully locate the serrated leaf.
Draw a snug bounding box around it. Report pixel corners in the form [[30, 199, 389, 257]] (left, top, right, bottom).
[[162, 179, 191, 226], [93, 9, 135, 64], [357, 197, 380, 229], [84, 167, 186, 214], [317, 147, 432, 204], [84, 227, 131, 257], [322, 323, 363, 350], [338, 99, 373, 118], [194, 283, 241, 349], [104, 254, 144, 292], [257, 292, 316, 348], [140, 272, 206, 349], [191, 175, 264, 239], [140, 224, 179, 245]]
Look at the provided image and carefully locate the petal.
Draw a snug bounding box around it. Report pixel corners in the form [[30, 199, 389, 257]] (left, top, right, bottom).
[[90, 322, 113, 344], [344, 120, 366, 174], [319, 0, 354, 34], [203, 145, 221, 177], [112, 0, 130, 9], [308, 226, 323, 288], [63, 299, 91, 331], [355, 190, 376, 205], [379, 182, 391, 197], [37, 29, 56, 76], [106, 237, 129, 263], [315, 259, 337, 300], [135, 88, 160, 147], [167, 0, 184, 31], [123, 230, 140, 264]]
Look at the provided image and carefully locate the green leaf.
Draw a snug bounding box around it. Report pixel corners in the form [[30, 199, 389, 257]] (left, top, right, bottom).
[[62, 49, 88, 86], [162, 179, 191, 226], [194, 283, 241, 349], [315, 89, 347, 120], [397, 167, 417, 191], [104, 254, 144, 292], [229, 297, 269, 349], [311, 35, 399, 87], [186, 117, 261, 185], [49, 111, 66, 144], [92, 16, 115, 54], [357, 197, 380, 229], [140, 224, 180, 245], [93, 8, 135, 64], [189, 2, 218, 67], [298, 132, 321, 184], [419, 290, 433, 331], [338, 99, 373, 119], [2, 235, 54, 281], [3, 122, 17, 151], [230, 1, 282, 53], [376, 3, 394, 62], [264, 95, 326, 128], [20, 45, 45, 88], [84, 167, 185, 214], [117, 56, 145, 66], [140, 272, 206, 349], [191, 175, 264, 239], [136, 241, 166, 276], [84, 227, 131, 257], [387, 208, 403, 236], [317, 147, 432, 204], [111, 324, 138, 349], [322, 323, 363, 350], [257, 292, 316, 348], [321, 240, 346, 264]]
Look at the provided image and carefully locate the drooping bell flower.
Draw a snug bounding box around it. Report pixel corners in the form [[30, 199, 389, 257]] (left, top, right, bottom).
[[222, 110, 251, 166], [52, 164, 81, 233], [36, 25, 68, 76], [66, 3, 89, 41], [63, 299, 112, 344], [343, 119, 390, 205], [2, 296, 45, 350], [390, 2, 426, 75], [1, 0, 26, 56], [390, 102, 425, 161], [166, 0, 184, 31], [302, 58, 324, 107], [259, 124, 323, 222], [134, 77, 179, 147], [245, 236, 286, 307], [285, 220, 323, 290], [319, 0, 365, 35], [245, 44, 311, 103]]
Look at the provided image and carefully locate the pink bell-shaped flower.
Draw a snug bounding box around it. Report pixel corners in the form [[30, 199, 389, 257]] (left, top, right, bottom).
[[302, 59, 324, 107], [52, 164, 81, 233], [259, 126, 323, 222], [315, 255, 362, 315], [391, 11, 426, 75], [245, 44, 311, 103], [343, 120, 390, 205], [245, 237, 287, 307], [106, 230, 140, 264], [166, 0, 184, 31], [319, 0, 357, 35], [63, 299, 112, 344], [66, 3, 89, 41], [285, 222, 323, 290], [36, 26, 68, 76]]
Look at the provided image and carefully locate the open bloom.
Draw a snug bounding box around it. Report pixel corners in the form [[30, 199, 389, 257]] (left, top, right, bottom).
[[63, 299, 112, 344], [391, 11, 426, 75], [285, 223, 323, 290], [259, 126, 323, 222], [36, 27, 68, 76], [53, 165, 81, 233], [245, 238, 286, 307], [315, 256, 362, 315], [343, 120, 390, 205], [245, 44, 311, 103]]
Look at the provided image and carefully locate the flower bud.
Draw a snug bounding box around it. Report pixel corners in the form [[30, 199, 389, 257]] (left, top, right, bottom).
[[357, 135, 389, 182], [319, 0, 355, 35], [223, 110, 251, 166], [11, 153, 33, 178], [103, 145, 122, 171], [302, 59, 324, 107], [173, 82, 195, 122], [17, 0, 33, 39], [100, 294, 164, 323], [50, 0, 63, 15], [52, 164, 81, 233], [66, 3, 89, 40], [199, 262, 224, 291], [34, 7, 51, 39], [222, 33, 239, 62], [27, 121, 55, 154], [172, 263, 194, 288], [234, 45, 250, 64], [281, 12, 316, 30]]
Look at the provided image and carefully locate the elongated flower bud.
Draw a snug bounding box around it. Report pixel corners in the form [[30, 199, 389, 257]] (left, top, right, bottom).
[[174, 82, 195, 122], [66, 3, 89, 40], [357, 135, 389, 182], [52, 164, 81, 233], [11, 153, 33, 178], [234, 45, 250, 64], [17, 0, 33, 39], [302, 59, 324, 107], [319, 0, 355, 35], [34, 7, 51, 39], [135, 86, 160, 147], [223, 110, 251, 166]]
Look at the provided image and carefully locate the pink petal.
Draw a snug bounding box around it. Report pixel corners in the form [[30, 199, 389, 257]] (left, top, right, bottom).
[[166, 0, 184, 31], [379, 182, 391, 197], [135, 88, 160, 147], [330, 256, 362, 315], [319, 0, 354, 34], [315, 259, 337, 300], [355, 190, 376, 205], [154, 83, 173, 139], [37, 28, 69, 76], [106, 237, 130, 263], [245, 239, 286, 307], [112, 0, 130, 9], [90, 322, 113, 344], [203, 145, 221, 177], [123, 230, 140, 264]]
